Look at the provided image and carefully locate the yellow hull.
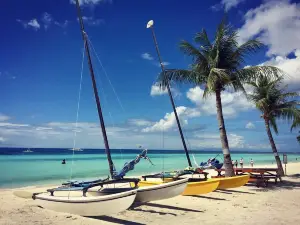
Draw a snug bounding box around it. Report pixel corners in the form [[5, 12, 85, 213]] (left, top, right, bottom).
[[215, 175, 250, 189], [182, 179, 220, 196], [136, 178, 220, 195]]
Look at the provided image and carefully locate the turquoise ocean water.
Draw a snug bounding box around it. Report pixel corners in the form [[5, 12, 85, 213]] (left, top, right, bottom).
[[1, 148, 300, 188]]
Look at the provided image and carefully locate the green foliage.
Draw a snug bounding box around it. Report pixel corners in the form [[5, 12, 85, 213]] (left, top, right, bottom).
[[247, 76, 300, 134], [157, 17, 283, 96]]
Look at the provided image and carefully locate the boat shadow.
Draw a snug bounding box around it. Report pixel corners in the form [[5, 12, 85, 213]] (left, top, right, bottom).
[[87, 216, 146, 225], [190, 195, 228, 201], [216, 189, 256, 194], [130, 202, 204, 215]]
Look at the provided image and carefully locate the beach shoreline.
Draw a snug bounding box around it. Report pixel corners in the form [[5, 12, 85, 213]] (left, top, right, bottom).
[[1, 161, 298, 191], [0, 162, 299, 225]]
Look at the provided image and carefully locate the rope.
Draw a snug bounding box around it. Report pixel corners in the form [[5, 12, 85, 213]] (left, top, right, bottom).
[[68, 44, 85, 198], [86, 35, 127, 168], [87, 37, 125, 112], [162, 123, 165, 174]]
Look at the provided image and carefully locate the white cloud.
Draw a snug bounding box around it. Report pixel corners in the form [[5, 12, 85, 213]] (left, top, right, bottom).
[[142, 106, 201, 133], [156, 62, 170, 67], [212, 0, 245, 11], [17, 18, 40, 30], [238, 0, 300, 56], [150, 84, 168, 96], [260, 49, 300, 91], [191, 132, 245, 148], [128, 119, 153, 127], [27, 19, 40, 30], [0, 119, 277, 150], [222, 0, 245, 11], [0, 114, 10, 122], [41, 12, 53, 29], [141, 53, 154, 61], [0, 137, 5, 143], [54, 20, 69, 29], [186, 86, 254, 118], [0, 123, 30, 128], [150, 83, 181, 97], [246, 122, 255, 129], [70, 0, 111, 6], [82, 16, 105, 26]]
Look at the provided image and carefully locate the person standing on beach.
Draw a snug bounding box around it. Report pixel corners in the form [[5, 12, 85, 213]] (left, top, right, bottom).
[[240, 158, 244, 169], [235, 160, 238, 168], [250, 158, 254, 167]]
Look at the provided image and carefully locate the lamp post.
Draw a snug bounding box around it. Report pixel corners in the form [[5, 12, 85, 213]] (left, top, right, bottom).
[[146, 20, 192, 167]]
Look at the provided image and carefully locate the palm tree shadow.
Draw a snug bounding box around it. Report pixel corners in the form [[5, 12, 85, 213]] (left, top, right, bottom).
[[190, 195, 228, 201], [86, 216, 146, 225], [288, 174, 300, 179], [248, 179, 300, 192]]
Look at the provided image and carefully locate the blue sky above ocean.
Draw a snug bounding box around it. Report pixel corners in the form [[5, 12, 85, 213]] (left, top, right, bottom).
[[0, 0, 300, 151]]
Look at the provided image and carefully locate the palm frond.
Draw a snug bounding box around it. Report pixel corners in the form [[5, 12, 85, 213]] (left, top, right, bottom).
[[203, 86, 214, 99], [297, 134, 300, 144], [290, 111, 300, 131], [269, 116, 279, 134], [234, 66, 283, 83], [231, 40, 263, 67], [194, 29, 212, 51], [157, 69, 206, 87], [179, 41, 207, 64], [207, 68, 230, 90], [272, 107, 300, 122]]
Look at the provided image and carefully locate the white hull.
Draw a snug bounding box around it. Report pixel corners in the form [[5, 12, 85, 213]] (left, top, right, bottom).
[[90, 178, 188, 203], [34, 190, 137, 216], [135, 178, 188, 202]]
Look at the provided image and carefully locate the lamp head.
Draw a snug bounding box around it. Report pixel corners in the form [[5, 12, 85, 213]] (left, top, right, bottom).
[[146, 20, 154, 28]]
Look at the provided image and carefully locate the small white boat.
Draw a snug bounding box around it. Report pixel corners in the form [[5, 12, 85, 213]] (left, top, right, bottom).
[[33, 189, 137, 216], [135, 178, 188, 202], [23, 149, 33, 153], [95, 178, 189, 203], [68, 148, 83, 151]]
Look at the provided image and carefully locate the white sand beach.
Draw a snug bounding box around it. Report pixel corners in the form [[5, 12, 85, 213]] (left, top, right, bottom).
[[0, 162, 300, 225]]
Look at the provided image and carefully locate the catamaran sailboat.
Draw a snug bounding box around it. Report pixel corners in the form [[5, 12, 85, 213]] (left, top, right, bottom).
[[22, 1, 188, 216], [139, 20, 249, 193]]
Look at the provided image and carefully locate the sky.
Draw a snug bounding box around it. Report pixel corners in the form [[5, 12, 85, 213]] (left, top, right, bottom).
[[0, 0, 300, 151]]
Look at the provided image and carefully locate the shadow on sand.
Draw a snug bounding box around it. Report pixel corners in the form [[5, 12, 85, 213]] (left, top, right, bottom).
[[247, 177, 300, 192], [190, 195, 228, 201], [87, 216, 146, 225], [217, 189, 256, 194], [129, 202, 204, 216]]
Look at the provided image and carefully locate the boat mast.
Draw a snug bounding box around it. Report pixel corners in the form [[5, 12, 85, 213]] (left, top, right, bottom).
[[75, 0, 115, 177], [147, 21, 192, 167]]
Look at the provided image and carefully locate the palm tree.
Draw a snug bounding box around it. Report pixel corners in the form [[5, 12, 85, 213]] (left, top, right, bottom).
[[291, 119, 300, 144], [157, 18, 282, 177], [247, 75, 300, 176]]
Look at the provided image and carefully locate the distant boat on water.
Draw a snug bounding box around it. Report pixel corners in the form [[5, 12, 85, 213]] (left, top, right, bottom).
[[23, 148, 33, 153], [68, 148, 83, 152]]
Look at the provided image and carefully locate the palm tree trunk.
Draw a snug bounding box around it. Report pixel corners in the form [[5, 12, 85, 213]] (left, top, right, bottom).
[[263, 118, 284, 176], [215, 89, 235, 177]]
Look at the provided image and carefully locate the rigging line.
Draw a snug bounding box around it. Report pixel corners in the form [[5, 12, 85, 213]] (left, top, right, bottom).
[[162, 124, 165, 175], [88, 37, 125, 168], [87, 36, 125, 112], [178, 116, 194, 163], [68, 44, 85, 199]]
